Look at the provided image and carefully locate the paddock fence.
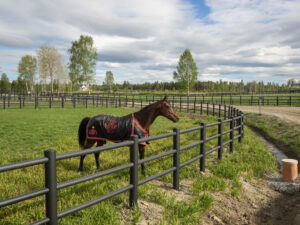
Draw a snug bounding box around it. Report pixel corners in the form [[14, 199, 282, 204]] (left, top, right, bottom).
[[0, 92, 300, 109], [0, 103, 244, 225]]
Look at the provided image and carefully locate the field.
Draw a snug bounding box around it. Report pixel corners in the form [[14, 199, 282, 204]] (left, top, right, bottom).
[[0, 107, 277, 224]]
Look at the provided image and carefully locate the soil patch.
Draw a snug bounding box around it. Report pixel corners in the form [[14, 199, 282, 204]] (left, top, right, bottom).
[[234, 106, 300, 126]]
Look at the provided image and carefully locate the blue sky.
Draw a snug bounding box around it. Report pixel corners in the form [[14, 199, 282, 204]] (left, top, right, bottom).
[[0, 0, 300, 85]]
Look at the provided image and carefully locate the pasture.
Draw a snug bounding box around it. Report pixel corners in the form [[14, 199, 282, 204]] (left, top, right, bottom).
[[0, 107, 277, 224]]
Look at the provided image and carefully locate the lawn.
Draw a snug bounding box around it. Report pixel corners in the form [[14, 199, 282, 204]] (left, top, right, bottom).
[[0, 107, 277, 224]]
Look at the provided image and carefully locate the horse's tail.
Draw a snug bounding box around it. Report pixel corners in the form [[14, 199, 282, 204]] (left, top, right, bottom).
[[78, 117, 90, 149]]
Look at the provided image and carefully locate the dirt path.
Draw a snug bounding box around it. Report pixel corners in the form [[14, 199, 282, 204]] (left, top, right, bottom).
[[234, 106, 300, 125]]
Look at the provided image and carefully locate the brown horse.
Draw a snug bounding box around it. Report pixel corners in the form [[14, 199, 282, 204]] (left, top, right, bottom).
[[77, 96, 179, 175]]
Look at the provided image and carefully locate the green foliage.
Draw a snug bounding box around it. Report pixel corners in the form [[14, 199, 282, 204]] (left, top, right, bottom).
[[0, 73, 11, 93], [173, 49, 198, 95], [164, 192, 213, 224], [18, 55, 37, 93], [245, 113, 300, 156], [68, 35, 97, 90]]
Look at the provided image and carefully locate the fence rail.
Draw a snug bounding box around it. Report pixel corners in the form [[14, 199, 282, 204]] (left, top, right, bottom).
[[1, 92, 299, 109], [0, 102, 244, 224]]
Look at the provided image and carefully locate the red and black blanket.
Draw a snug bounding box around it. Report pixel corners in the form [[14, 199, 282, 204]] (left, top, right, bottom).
[[86, 113, 148, 145]]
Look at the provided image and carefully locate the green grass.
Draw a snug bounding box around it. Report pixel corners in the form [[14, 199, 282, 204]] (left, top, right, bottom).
[[245, 113, 300, 157], [0, 107, 277, 224]]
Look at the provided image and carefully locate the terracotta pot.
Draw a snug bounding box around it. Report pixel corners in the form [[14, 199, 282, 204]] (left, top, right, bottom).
[[282, 159, 298, 182]]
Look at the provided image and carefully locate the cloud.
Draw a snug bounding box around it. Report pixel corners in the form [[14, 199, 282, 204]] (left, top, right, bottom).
[[0, 0, 300, 84]]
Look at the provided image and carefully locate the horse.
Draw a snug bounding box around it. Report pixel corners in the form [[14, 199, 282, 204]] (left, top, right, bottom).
[[77, 96, 179, 175]]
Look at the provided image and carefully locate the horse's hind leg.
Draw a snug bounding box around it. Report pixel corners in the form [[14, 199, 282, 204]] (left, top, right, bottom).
[[139, 145, 146, 176], [94, 140, 106, 169], [78, 139, 96, 172]]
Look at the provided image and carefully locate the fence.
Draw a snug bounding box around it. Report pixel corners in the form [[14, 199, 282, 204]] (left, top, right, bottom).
[[0, 104, 244, 224], [0, 93, 300, 108]]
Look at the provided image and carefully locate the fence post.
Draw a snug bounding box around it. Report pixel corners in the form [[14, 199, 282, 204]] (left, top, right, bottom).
[[206, 103, 209, 115], [44, 149, 57, 225], [180, 96, 182, 112], [218, 104, 221, 117], [200, 122, 206, 172], [129, 135, 138, 207], [19, 95, 22, 109], [187, 95, 189, 112], [200, 101, 203, 114], [241, 113, 244, 139], [3, 96, 6, 110], [73, 97, 76, 108], [61, 97, 64, 109], [8, 94, 10, 108], [213, 103, 215, 116], [218, 119, 223, 160], [238, 112, 242, 143], [132, 96, 135, 108], [49, 96, 52, 109], [172, 96, 175, 108], [230, 117, 234, 153], [224, 105, 227, 119], [173, 128, 180, 190]]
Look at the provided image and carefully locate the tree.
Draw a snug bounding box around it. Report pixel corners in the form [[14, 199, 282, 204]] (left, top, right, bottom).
[[68, 35, 97, 92], [0, 73, 11, 93], [173, 49, 198, 95], [18, 55, 37, 93], [104, 71, 114, 92], [37, 46, 63, 93]]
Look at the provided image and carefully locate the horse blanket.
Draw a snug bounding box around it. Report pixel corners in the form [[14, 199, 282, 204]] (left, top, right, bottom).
[[86, 113, 148, 145]]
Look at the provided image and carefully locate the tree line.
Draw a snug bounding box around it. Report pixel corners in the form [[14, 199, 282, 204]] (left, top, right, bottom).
[[0, 44, 299, 94], [0, 35, 97, 94]]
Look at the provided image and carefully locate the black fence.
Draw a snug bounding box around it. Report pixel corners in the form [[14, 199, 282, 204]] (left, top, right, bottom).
[[0, 105, 244, 224], [1, 93, 300, 108]]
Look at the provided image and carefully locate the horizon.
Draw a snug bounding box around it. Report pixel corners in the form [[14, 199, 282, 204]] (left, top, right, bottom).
[[0, 0, 300, 85]]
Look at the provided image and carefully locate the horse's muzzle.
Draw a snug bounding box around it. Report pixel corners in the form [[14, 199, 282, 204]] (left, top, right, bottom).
[[172, 117, 179, 123]]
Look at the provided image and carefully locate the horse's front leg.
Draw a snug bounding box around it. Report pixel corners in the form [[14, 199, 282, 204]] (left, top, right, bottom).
[[139, 145, 146, 176], [94, 141, 105, 169]]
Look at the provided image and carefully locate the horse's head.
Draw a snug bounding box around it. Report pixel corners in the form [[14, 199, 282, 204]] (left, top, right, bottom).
[[159, 96, 179, 123]]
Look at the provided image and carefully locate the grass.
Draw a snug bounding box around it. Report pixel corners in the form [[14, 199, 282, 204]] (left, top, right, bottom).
[[245, 113, 300, 157], [0, 107, 277, 224]]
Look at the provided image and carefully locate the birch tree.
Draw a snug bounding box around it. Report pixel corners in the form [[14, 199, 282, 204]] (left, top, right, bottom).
[[173, 49, 198, 95]]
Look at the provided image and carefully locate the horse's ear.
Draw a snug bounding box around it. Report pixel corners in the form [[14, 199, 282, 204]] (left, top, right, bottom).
[[163, 96, 167, 101]]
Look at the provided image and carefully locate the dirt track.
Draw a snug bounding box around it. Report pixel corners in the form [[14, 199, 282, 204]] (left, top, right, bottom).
[[234, 106, 300, 125]]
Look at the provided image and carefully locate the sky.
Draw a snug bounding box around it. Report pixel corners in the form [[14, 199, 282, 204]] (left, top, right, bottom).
[[0, 0, 300, 85]]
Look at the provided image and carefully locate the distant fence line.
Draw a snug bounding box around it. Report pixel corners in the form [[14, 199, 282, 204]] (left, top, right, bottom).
[[0, 100, 244, 225], [0, 93, 300, 109], [1, 94, 244, 119]]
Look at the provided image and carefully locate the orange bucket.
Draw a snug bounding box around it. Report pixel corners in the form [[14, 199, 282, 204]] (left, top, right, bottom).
[[282, 159, 298, 182]]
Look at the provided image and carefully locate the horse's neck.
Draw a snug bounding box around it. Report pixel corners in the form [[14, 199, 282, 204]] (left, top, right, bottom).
[[133, 106, 159, 132]]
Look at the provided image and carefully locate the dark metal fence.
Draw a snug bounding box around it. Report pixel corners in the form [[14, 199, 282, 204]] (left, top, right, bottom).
[[1, 93, 300, 109], [0, 105, 244, 225]]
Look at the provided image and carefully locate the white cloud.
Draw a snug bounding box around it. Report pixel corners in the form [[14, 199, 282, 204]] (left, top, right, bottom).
[[0, 0, 300, 84]]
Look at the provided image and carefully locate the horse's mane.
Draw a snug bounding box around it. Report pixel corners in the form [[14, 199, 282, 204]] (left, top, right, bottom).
[[138, 100, 161, 113]]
